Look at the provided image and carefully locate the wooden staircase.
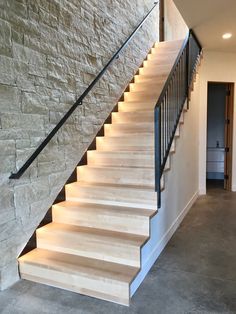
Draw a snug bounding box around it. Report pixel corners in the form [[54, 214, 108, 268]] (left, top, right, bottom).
[[18, 39, 186, 306]]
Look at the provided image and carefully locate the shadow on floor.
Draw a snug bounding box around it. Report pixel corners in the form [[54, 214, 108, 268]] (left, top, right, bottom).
[[206, 179, 224, 190]]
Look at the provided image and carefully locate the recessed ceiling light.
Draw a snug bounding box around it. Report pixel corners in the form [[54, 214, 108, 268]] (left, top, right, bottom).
[[222, 33, 232, 39]]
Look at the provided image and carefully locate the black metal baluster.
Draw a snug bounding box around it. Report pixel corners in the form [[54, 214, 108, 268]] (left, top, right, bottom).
[[164, 94, 167, 156], [167, 87, 169, 154], [161, 102, 164, 164], [177, 61, 180, 115], [174, 75, 176, 132], [154, 30, 202, 208], [155, 105, 161, 208]]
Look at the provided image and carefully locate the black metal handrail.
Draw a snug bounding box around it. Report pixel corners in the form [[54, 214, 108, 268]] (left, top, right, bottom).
[[155, 30, 202, 208], [10, 2, 159, 179]]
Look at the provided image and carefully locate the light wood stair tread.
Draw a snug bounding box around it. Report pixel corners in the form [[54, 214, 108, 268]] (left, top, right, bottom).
[[150, 49, 179, 54], [53, 200, 155, 237], [88, 150, 155, 156], [98, 133, 155, 138], [19, 248, 139, 283], [155, 39, 183, 48], [65, 181, 157, 209], [77, 164, 155, 179], [117, 104, 155, 112], [97, 133, 154, 139], [113, 110, 154, 116], [37, 223, 148, 247], [105, 121, 154, 128], [87, 150, 155, 168], [136, 73, 168, 80], [77, 165, 155, 188], [78, 164, 154, 171], [67, 181, 155, 191], [130, 81, 165, 87], [118, 100, 154, 106], [54, 200, 156, 218]]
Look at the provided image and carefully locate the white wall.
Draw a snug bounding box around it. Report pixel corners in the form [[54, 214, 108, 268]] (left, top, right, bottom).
[[164, 0, 188, 41], [131, 75, 201, 295], [198, 51, 236, 193], [161, 75, 200, 217]]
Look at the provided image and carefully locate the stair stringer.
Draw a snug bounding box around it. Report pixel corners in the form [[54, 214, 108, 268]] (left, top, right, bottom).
[[130, 103, 189, 297]]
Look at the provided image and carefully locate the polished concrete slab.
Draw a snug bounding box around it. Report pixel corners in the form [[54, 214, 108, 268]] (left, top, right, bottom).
[[1, 184, 236, 314]]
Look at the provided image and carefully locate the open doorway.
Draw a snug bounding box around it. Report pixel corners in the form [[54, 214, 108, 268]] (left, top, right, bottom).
[[206, 82, 234, 190]]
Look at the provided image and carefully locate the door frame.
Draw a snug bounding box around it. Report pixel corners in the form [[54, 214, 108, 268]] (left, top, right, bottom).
[[159, 0, 165, 42], [224, 83, 234, 190], [207, 81, 234, 190]]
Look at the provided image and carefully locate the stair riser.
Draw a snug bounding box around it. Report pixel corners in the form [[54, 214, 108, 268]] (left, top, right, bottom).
[[95, 143, 175, 152], [134, 74, 167, 84], [129, 83, 164, 92], [112, 109, 183, 125], [112, 112, 154, 124], [147, 53, 176, 61], [139, 67, 171, 76], [77, 166, 155, 187], [143, 60, 173, 68], [52, 207, 150, 236], [87, 151, 155, 168], [104, 124, 154, 135], [152, 48, 179, 54], [87, 152, 170, 171], [36, 231, 141, 267], [96, 135, 176, 152], [65, 184, 157, 209], [155, 41, 182, 47], [155, 41, 183, 49], [124, 91, 160, 102], [19, 264, 130, 306], [96, 137, 154, 151], [118, 102, 154, 112]]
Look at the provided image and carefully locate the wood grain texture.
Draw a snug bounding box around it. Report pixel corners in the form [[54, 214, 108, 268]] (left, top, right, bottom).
[[18, 39, 186, 305]]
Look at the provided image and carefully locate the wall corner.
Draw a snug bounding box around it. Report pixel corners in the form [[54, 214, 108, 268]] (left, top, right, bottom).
[[0, 261, 19, 291]]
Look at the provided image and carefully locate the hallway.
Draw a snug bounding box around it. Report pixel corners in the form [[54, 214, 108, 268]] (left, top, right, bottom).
[[0, 187, 236, 313]]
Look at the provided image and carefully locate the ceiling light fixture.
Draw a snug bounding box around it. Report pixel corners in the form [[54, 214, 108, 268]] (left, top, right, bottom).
[[222, 33, 232, 39]]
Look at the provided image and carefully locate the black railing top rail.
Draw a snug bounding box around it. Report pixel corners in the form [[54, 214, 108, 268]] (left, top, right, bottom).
[[10, 2, 159, 179]]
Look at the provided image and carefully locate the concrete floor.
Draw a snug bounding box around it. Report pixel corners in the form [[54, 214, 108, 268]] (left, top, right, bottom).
[[1, 184, 236, 314]]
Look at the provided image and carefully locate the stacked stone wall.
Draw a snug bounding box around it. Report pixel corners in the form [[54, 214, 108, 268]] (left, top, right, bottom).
[[0, 0, 158, 289]]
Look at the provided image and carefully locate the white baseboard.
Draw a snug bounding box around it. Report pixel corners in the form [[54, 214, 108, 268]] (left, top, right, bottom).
[[232, 185, 236, 192], [199, 187, 206, 195], [148, 190, 199, 262], [130, 191, 199, 296]]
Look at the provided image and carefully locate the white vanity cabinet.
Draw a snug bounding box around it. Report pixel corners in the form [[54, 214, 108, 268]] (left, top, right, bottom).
[[207, 147, 224, 179]]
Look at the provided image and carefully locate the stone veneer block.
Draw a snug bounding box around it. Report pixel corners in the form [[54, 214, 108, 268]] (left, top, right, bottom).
[[0, 0, 159, 289]]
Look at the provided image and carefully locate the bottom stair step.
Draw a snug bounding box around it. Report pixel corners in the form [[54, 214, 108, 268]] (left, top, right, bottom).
[[36, 223, 146, 267], [19, 248, 139, 306]]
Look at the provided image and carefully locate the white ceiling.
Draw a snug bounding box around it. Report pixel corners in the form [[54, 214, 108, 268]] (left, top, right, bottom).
[[173, 0, 236, 52]]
